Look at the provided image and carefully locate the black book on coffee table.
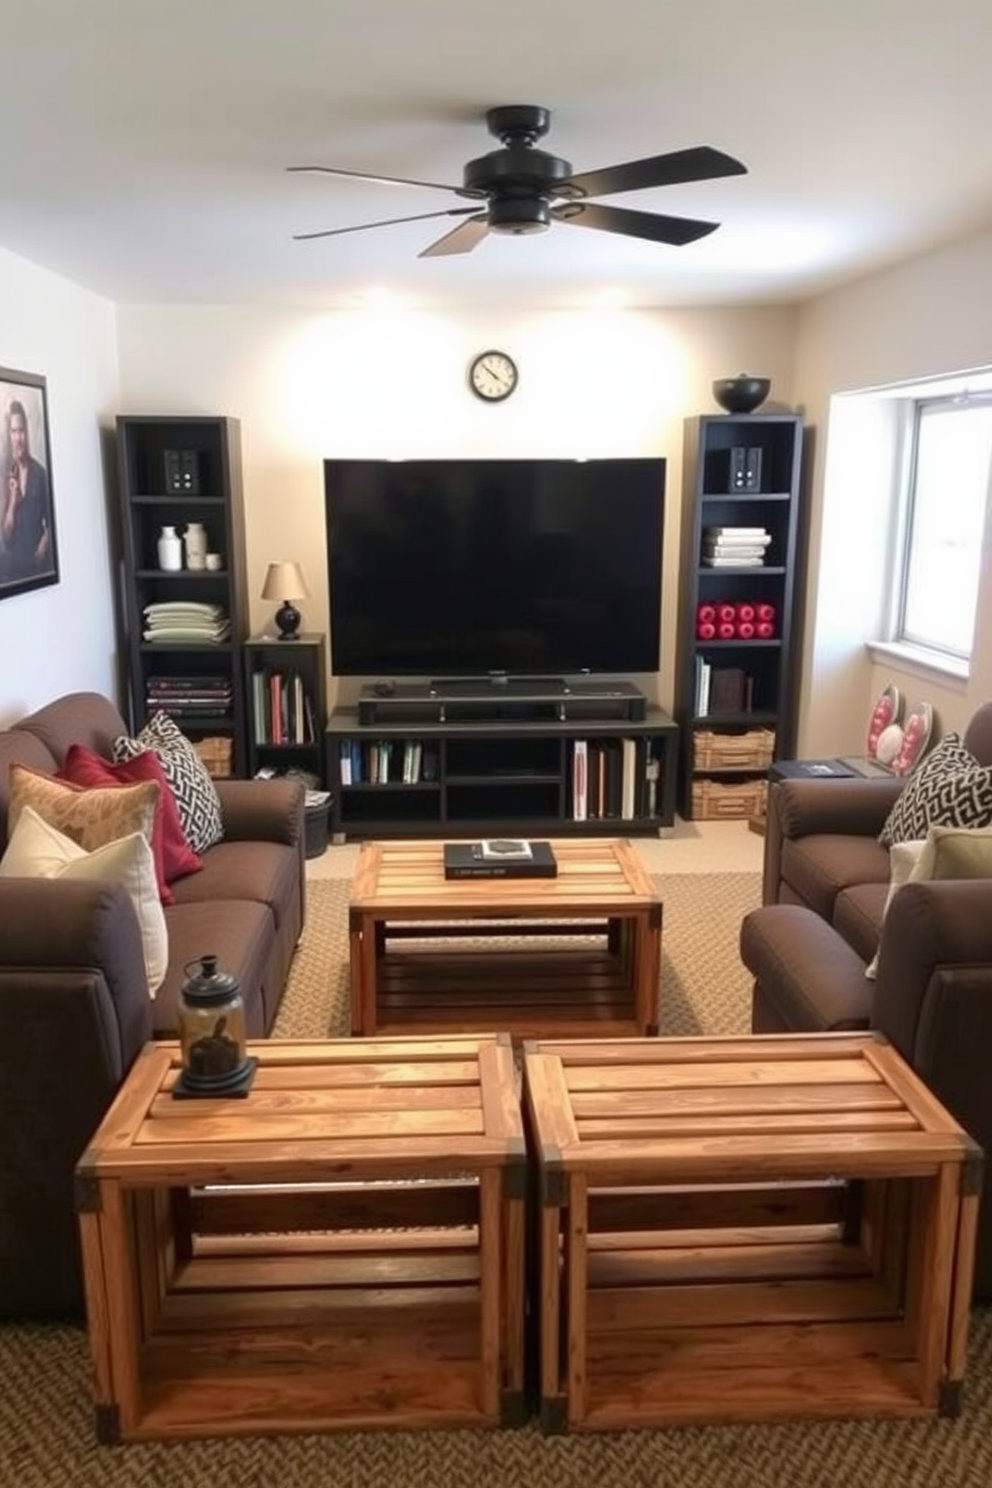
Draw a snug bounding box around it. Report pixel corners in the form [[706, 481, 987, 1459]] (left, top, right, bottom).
[[444, 841, 558, 880]]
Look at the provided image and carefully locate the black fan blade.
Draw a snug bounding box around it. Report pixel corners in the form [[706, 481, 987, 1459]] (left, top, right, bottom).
[[550, 201, 718, 246], [419, 214, 491, 258], [287, 165, 484, 200], [559, 146, 746, 201], [293, 207, 480, 242]]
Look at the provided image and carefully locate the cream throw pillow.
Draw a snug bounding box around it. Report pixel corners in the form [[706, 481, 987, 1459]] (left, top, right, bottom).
[[865, 838, 927, 980], [8, 762, 159, 853], [0, 804, 168, 995], [866, 824, 992, 979]]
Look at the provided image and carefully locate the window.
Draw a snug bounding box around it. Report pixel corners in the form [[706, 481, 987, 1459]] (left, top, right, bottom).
[[896, 397, 992, 660]]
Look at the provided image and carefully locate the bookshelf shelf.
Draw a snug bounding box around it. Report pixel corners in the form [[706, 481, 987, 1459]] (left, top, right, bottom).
[[674, 413, 807, 820], [325, 707, 678, 841], [244, 633, 327, 787], [115, 415, 249, 775]]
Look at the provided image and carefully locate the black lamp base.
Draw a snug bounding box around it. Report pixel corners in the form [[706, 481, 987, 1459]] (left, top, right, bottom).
[[274, 601, 301, 639], [172, 1057, 257, 1100]]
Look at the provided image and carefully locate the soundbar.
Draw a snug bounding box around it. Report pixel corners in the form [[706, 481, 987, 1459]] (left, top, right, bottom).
[[358, 679, 648, 726]]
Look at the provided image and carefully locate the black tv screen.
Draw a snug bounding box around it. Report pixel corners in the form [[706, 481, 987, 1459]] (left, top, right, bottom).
[[324, 457, 665, 676]]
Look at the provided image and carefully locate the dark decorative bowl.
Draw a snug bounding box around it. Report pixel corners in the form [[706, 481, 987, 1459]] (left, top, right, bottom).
[[712, 375, 771, 415]]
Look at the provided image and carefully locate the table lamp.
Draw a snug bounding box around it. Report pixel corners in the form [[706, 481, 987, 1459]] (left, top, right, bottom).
[[261, 560, 310, 640]]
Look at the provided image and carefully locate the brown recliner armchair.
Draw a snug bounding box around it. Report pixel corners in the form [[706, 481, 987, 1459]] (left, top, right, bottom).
[[739, 702, 992, 1298]]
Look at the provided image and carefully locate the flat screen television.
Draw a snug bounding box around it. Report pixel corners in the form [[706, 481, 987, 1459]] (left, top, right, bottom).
[[324, 457, 665, 677]]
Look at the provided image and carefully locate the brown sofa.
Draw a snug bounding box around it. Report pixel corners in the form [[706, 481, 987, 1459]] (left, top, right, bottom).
[[740, 701, 992, 1297], [0, 691, 306, 1318]]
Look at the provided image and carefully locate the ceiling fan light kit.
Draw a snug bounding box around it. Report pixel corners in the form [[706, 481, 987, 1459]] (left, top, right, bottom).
[[290, 104, 747, 256]]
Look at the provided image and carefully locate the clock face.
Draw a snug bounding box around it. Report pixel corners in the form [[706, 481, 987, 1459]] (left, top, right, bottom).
[[469, 350, 518, 402]]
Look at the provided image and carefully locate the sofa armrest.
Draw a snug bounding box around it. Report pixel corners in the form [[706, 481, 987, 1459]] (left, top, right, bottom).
[[763, 775, 906, 905], [214, 777, 306, 846], [0, 878, 153, 1070], [871, 876, 992, 1299], [871, 878, 992, 1061], [0, 877, 154, 1316]]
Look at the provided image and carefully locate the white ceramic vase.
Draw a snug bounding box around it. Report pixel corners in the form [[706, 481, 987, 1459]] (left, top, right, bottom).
[[157, 525, 182, 571]]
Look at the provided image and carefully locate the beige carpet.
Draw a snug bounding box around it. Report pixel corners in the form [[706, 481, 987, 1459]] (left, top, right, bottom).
[[271, 872, 759, 1041], [3, 872, 992, 1488]]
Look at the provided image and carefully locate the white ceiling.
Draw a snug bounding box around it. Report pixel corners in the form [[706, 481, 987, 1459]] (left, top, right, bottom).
[[3, 0, 992, 312]]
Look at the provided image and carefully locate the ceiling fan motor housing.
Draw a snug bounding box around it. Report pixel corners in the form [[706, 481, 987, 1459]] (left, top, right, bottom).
[[464, 145, 573, 233]]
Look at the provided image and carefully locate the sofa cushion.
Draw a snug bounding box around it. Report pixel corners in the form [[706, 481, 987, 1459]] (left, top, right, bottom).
[[834, 880, 894, 968], [58, 743, 202, 903], [15, 691, 127, 767], [0, 805, 168, 994], [8, 763, 159, 856], [0, 730, 57, 843], [156, 899, 274, 1038], [780, 832, 891, 921], [113, 712, 223, 854], [168, 838, 299, 931], [879, 731, 992, 846]]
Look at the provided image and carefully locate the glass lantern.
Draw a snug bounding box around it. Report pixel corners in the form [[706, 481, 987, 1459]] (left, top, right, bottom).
[[173, 954, 256, 1099]]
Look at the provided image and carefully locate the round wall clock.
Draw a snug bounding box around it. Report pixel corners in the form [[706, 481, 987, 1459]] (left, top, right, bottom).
[[469, 350, 518, 402]]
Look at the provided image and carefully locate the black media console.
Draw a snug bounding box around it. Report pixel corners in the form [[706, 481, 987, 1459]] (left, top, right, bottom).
[[328, 682, 677, 841], [357, 678, 648, 726]]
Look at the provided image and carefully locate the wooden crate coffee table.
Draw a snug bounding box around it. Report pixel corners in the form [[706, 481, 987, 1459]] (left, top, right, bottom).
[[348, 839, 662, 1039], [75, 1034, 526, 1443], [523, 1031, 981, 1431]]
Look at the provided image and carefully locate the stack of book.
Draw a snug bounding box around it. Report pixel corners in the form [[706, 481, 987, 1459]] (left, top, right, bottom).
[[444, 840, 558, 880], [702, 527, 772, 568], [146, 675, 232, 720]]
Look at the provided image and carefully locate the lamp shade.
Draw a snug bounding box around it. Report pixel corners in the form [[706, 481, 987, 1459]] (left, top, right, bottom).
[[261, 561, 310, 602], [261, 561, 310, 640]]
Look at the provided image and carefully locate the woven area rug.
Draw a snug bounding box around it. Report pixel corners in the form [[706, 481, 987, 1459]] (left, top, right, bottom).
[[3, 871, 992, 1488]]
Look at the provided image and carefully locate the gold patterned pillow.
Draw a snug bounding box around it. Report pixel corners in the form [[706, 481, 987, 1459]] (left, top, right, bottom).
[[8, 763, 159, 853]]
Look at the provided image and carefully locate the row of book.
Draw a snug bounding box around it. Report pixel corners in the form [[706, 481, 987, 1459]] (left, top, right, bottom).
[[339, 738, 441, 786], [701, 526, 772, 568], [250, 668, 317, 745], [145, 674, 232, 719], [569, 738, 661, 821], [694, 658, 756, 716]]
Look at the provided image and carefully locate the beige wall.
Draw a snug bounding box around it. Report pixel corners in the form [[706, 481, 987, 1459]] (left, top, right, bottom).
[[0, 247, 120, 723], [793, 226, 992, 753], [115, 302, 797, 714]]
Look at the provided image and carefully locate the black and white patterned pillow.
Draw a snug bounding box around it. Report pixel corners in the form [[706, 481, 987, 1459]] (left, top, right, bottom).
[[113, 713, 224, 854], [880, 731, 992, 847]]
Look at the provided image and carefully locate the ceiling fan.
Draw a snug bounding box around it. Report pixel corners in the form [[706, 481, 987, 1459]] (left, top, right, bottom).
[[288, 105, 747, 257]]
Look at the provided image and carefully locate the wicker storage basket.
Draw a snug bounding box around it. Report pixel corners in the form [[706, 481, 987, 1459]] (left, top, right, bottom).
[[693, 728, 776, 773], [691, 777, 769, 821], [192, 735, 233, 779]]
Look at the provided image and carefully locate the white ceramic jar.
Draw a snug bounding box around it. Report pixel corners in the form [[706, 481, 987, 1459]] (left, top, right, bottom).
[[184, 521, 208, 568], [157, 525, 182, 571]]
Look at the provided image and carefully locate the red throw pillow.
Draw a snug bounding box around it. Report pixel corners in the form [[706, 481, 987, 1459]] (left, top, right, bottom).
[[57, 744, 202, 903]]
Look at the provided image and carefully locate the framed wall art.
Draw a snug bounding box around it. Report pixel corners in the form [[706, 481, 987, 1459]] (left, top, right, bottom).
[[0, 366, 60, 600]]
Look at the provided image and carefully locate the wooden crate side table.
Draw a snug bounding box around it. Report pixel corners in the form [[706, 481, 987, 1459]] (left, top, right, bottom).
[[523, 1031, 981, 1432], [348, 838, 662, 1039], [76, 1034, 526, 1442]]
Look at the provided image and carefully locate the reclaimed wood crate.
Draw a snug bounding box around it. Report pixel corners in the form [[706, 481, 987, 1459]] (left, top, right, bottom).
[[691, 776, 769, 820], [693, 728, 776, 772], [523, 1033, 981, 1432], [75, 1035, 526, 1442]]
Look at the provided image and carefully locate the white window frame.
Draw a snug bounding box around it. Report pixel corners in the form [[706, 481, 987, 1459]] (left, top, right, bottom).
[[876, 391, 992, 678]]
